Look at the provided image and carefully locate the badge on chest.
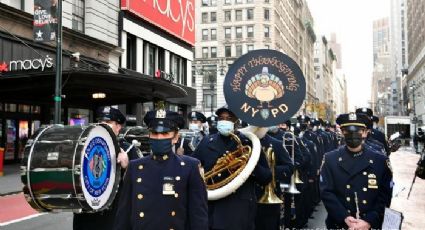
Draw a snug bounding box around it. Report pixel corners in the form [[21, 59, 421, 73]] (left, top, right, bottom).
[[368, 173, 378, 189], [163, 176, 176, 195]]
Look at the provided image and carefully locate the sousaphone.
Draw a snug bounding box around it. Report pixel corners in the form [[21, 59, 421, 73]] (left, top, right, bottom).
[[205, 49, 306, 200]]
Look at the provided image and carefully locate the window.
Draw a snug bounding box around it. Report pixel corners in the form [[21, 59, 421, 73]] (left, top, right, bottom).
[[225, 0, 231, 4], [247, 26, 254, 37], [211, 0, 217, 6], [235, 10, 242, 21], [202, 12, 208, 23], [236, 45, 243, 56], [225, 10, 231, 22], [148, 43, 157, 76], [126, 33, 137, 70], [169, 53, 187, 84], [202, 47, 209, 58], [211, 47, 217, 58], [247, 9, 254, 20], [265, 45, 270, 49], [247, 0, 254, 2], [210, 12, 217, 22], [264, 26, 270, 37], [211, 29, 217, 40], [203, 91, 217, 109], [202, 0, 209, 6], [72, 0, 84, 32], [264, 9, 270, 20], [236, 27, 242, 38], [236, 0, 243, 3], [225, 46, 232, 57], [202, 29, 209, 40], [225, 27, 231, 39], [247, 44, 254, 51]]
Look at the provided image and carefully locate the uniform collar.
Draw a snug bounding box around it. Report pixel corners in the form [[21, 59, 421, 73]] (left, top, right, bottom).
[[152, 152, 172, 161], [338, 146, 371, 177]]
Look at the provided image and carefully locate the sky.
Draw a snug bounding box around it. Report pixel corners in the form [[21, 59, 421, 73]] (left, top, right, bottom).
[[306, 0, 390, 111]]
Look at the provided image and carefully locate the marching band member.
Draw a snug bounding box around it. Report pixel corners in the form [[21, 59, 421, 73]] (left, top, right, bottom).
[[192, 106, 272, 230], [320, 112, 393, 230], [114, 109, 208, 230], [73, 107, 138, 230], [176, 111, 207, 155], [207, 115, 219, 135], [254, 129, 294, 230]]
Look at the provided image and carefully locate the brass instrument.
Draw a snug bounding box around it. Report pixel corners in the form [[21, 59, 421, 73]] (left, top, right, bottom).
[[204, 132, 252, 190], [258, 147, 284, 204], [282, 132, 301, 194]]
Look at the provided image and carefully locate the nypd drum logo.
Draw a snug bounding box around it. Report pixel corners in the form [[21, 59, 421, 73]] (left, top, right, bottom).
[[82, 137, 111, 201], [224, 49, 306, 126]]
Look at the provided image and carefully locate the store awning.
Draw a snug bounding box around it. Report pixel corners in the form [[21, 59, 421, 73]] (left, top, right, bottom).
[[0, 69, 196, 107]]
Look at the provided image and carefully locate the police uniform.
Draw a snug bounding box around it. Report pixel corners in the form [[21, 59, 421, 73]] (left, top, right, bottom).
[[73, 107, 139, 230], [114, 110, 208, 230], [177, 111, 207, 155], [192, 107, 272, 230], [254, 134, 294, 230], [320, 113, 393, 229]]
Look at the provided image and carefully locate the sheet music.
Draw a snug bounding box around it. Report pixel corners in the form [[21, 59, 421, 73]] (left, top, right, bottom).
[[382, 208, 403, 230]]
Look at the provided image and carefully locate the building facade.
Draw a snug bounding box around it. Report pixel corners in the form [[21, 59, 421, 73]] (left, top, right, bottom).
[[194, 0, 315, 117], [371, 18, 392, 117]]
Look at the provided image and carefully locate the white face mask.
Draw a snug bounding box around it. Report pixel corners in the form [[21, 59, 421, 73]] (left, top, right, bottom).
[[189, 123, 201, 132], [313, 126, 318, 132], [299, 131, 304, 138], [217, 120, 234, 136]]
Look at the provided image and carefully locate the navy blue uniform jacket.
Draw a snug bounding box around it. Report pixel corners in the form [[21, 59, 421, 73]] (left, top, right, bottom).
[[192, 132, 272, 230], [113, 153, 208, 230], [320, 145, 393, 229]]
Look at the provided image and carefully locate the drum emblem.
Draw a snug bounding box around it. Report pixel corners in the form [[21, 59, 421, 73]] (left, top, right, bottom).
[[83, 136, 111, 198]]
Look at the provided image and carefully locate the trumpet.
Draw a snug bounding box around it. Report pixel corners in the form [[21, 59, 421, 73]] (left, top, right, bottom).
[[282, 131, 301, 194]]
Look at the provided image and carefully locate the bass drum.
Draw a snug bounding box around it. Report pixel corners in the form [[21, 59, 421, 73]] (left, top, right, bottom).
[[118, 126, 150, 156], [21, 123, 120, 213]]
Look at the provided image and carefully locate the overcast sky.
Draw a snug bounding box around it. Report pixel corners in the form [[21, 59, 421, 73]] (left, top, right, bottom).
[[306, 0, 390, 111]]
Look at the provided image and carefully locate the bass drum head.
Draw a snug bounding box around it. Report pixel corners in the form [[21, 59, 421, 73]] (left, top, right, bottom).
[[79, 125, 118, 211]]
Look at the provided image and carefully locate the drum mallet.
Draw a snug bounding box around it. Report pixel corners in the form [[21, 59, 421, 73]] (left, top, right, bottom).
[[125, 140, 141, 154]]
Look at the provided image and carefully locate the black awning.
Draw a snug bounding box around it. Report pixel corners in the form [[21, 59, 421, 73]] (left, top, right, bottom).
[[0, 69, 196, 107]]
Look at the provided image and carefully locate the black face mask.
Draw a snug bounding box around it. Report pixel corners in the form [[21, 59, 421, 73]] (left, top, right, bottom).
[[344, 132, 363, 148]]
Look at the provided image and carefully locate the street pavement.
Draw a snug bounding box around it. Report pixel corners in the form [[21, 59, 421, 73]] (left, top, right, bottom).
[[0, 147, 424, 229]]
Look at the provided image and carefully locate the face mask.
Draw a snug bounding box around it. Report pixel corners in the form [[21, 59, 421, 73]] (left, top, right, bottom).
[[299, 131, 304, 138], [268, 126, 279, 133], [217, 120, 234, 136], [149, 138, 173, 155], [189, 123, 201, 132], [373, 124, 377, 129], [344, 132, 363, 148], [313, 126, 318, 132]]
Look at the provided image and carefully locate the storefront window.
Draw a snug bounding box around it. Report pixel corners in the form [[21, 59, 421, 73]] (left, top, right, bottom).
[[18, 104, 31, 113], [5, 119, 16, 160], [68, 108, 90, 126], [32, 106, 41, 114], [19, 121, 29, 159], [31, 120, 41, 135], [5, 104, 17, 112]]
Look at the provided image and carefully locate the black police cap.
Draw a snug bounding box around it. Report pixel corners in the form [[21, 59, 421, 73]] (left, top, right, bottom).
[[188, 111, 207, 123], [207, 115, 218, 126], [355, 107, 373, 117], [143, 110, 185, 133], [97, 106, 126, 125], [215, 105, 236, 118], [336, 112, 369, 128], [310, 118, 321, 126], [296, 115, 311, 123], [372, 115, 379, 123]]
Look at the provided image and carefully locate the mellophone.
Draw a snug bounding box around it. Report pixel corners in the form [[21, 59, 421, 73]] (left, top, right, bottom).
[[21, 124, 141, 213]]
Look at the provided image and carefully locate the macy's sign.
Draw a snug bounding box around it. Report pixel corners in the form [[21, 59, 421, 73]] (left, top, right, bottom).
[[0, 55, 54, 72], [121, 0, 195, 45]]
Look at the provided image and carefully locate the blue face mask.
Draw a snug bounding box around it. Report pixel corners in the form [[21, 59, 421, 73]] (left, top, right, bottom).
[[149, 138, 173, 156], [189, 123, 201, 132], [217, 120, 234, 136], [268, 126, 279, 133]]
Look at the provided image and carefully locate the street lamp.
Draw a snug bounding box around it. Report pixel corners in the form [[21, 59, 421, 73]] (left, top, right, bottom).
[[410, 82, 417, 133]]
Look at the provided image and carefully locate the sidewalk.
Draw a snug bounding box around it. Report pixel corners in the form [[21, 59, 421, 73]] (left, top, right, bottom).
[[390, 147, 425, 230], [0, 163, 22, 195]]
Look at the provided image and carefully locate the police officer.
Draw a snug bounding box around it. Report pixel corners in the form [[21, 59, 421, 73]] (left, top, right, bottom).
[[114, 109, 208, 230], [207, 115, 218, 135], [320, 112, 393, 229], [73, 106, 137, 230], [356, 107, 390, 156], [192, 106, 272, 230], [176, 111, 207, 155]]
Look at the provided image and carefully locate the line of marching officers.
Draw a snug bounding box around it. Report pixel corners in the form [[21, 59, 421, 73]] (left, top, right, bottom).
[[80, 105, 391, 230]]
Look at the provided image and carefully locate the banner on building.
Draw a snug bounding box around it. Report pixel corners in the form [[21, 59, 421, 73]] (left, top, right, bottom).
[[33, 0, 58, 42]]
